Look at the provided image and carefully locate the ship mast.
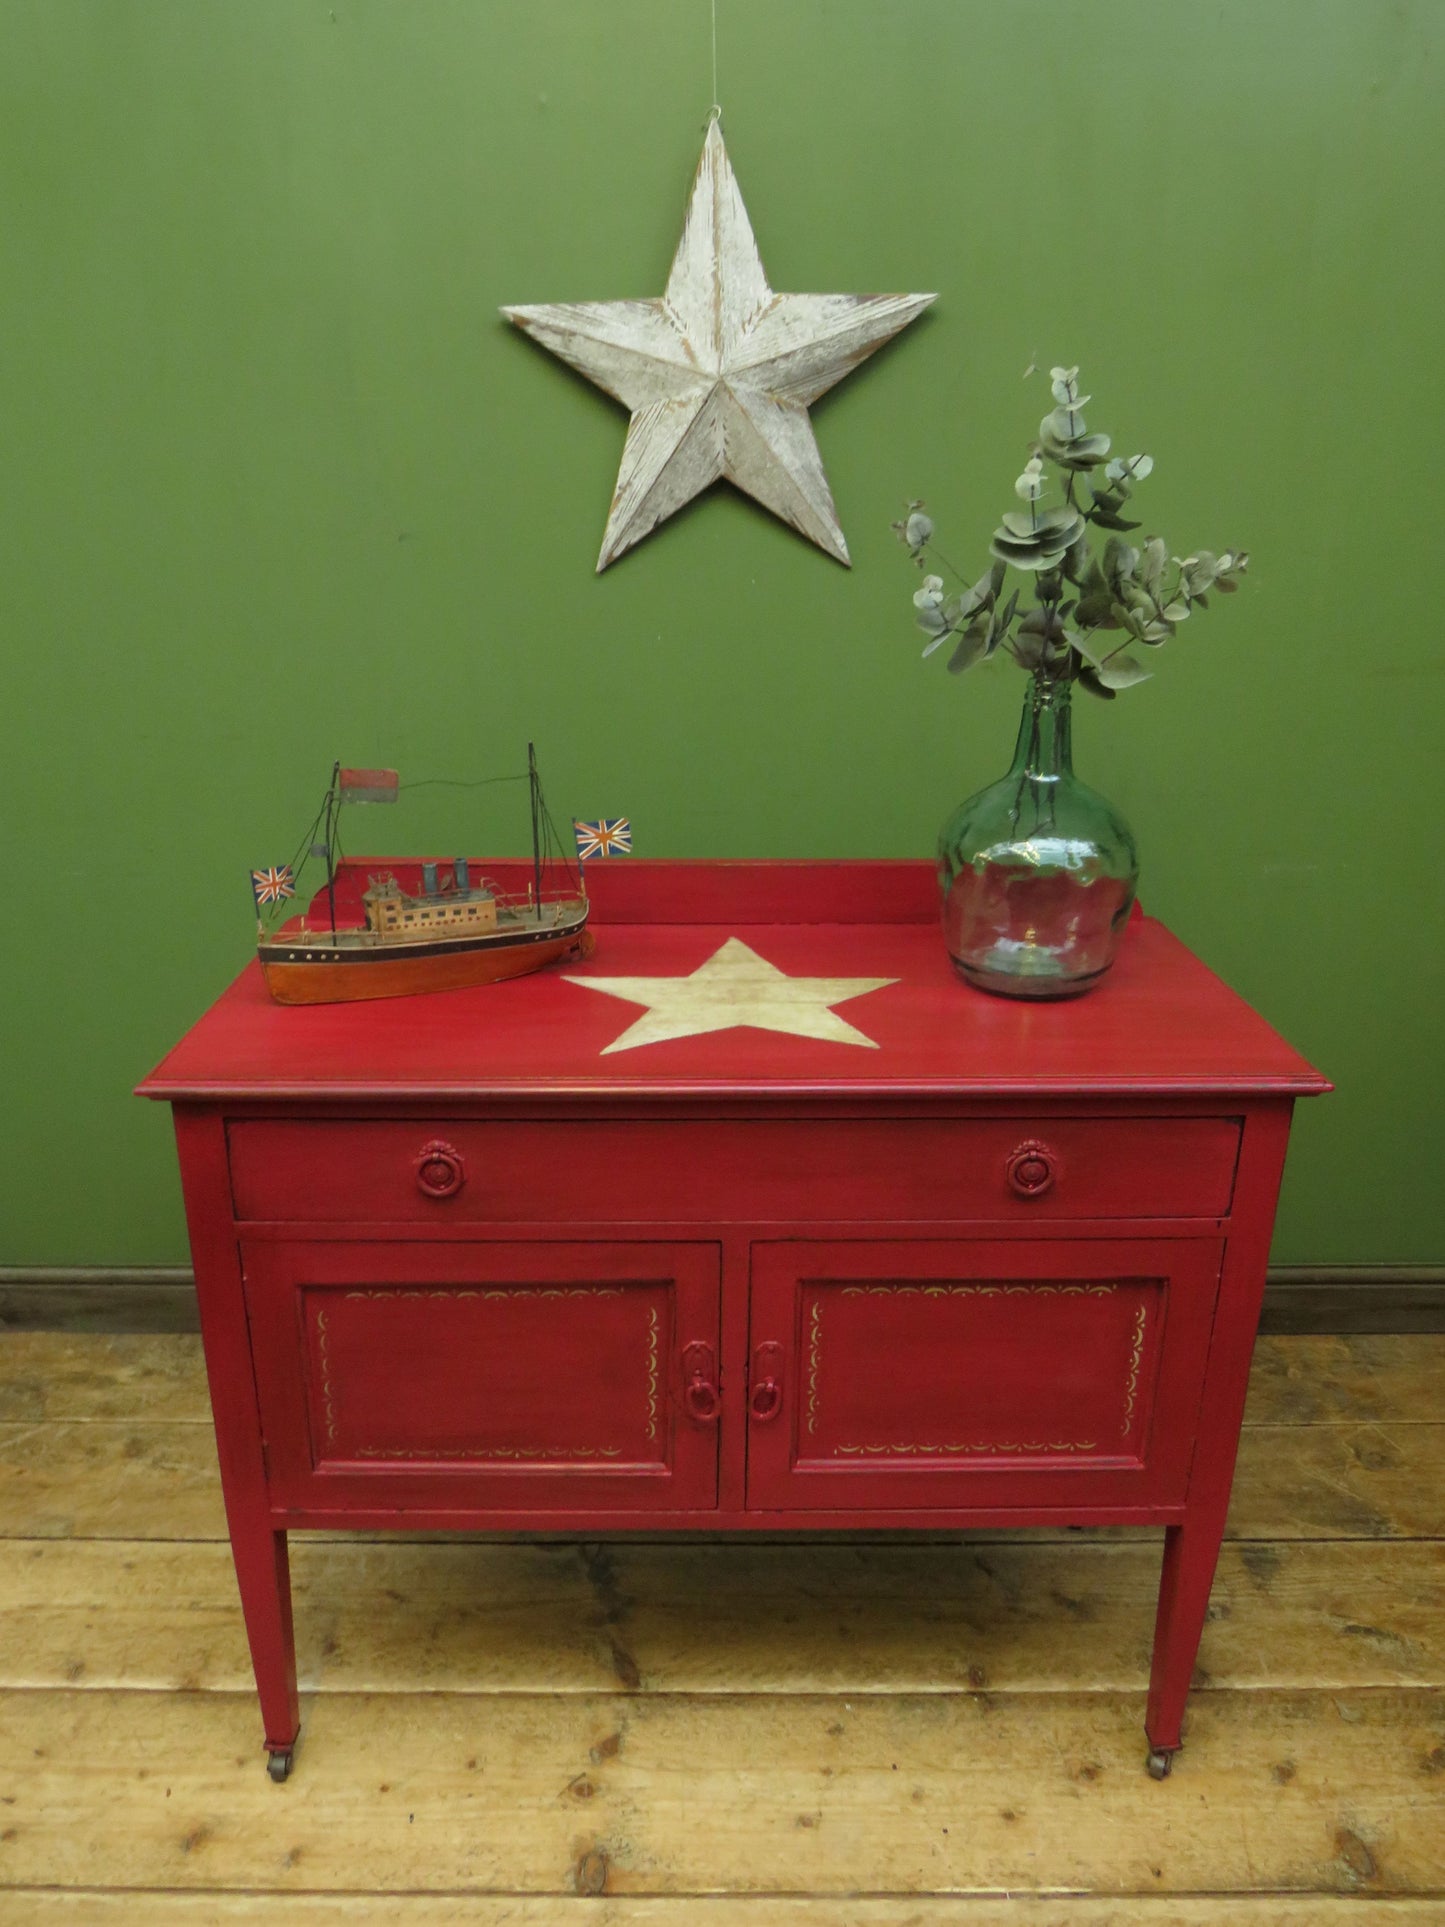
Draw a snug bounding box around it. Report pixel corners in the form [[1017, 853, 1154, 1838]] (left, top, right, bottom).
[[325, 761, 340, 938], [527, 741, 543, 911]]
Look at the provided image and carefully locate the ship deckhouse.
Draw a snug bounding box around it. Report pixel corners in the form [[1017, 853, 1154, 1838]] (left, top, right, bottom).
[[364, 861, 500, 944]]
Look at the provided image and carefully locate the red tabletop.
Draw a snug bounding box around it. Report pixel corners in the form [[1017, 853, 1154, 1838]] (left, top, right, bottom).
[[137, 860, 1328, 1103]]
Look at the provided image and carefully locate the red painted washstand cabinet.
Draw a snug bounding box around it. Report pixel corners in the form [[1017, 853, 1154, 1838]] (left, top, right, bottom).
[[137, 858, 1329, 1782]]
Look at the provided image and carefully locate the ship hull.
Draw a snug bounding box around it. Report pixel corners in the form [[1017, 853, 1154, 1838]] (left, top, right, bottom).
[[259, 913, 591, 1006]]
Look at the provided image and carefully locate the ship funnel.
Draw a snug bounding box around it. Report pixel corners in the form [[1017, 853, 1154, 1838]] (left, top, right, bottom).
[[454, 858, 470, 891], [421, 861, 439, 897]]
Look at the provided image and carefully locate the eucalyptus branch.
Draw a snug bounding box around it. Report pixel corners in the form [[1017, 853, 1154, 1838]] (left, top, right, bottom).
[[895, 365, 1248, 700]]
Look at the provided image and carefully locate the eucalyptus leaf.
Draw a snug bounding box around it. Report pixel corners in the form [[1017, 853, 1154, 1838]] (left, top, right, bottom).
[[1077, 664, 1118, 700], [956, 585, 986, 620], [1012, 629, 1047, 670], [913, 577, 948, 635], [957, 567, 1000, 619], [1096, 654, 1153, 689], [1075, 592, 1117, 628], [947, 628, 988, 674], [990, 532, 1065, 570], [1067, 627, 1108, 667], [1018, 601, 1064, 643], [1015, 457, 1046, 501], [1038, 506, 1084, 536], [1107, 453, 1153, 484]]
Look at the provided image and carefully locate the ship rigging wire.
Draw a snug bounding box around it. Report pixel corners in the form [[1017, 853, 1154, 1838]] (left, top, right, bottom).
[[260, 763, 581, 931]]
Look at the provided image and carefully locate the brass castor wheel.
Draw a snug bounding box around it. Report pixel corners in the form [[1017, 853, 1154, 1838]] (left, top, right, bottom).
[[267, 1748, 294, 1783], [1145, 1747, 1175, 1781]]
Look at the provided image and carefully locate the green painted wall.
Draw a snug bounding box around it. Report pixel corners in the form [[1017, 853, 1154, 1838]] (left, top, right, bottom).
[[2, 0, 1440, 1266]]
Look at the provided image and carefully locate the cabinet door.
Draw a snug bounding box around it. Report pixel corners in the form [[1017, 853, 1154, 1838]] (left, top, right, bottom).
[[243, 1241, 721, 1513], [746, 1239, 1222, 1513]]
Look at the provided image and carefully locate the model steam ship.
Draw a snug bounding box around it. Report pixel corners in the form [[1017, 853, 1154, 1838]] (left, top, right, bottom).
[[254, 747, 591, 1006]]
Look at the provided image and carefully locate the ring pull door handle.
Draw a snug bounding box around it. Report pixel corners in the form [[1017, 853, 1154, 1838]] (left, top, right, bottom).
[[682, 1341, 721, 1424], [750, 1341, 784, 1423], [1006, 1140, 1058, 1199], [415, 1140, 466, 1199]]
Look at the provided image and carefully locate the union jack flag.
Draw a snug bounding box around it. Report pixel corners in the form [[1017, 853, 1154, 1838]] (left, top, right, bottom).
[[573, 817, 632, 860], [251, 864, 296, 905]]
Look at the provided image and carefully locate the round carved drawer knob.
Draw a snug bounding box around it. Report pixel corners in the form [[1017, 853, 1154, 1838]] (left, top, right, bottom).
[[1006, 1141, 1057, 1199], [415, 1140, 466, 1200]]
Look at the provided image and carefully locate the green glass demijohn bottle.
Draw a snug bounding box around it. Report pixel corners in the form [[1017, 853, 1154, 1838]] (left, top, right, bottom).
[[938, 669, 1139, 998]]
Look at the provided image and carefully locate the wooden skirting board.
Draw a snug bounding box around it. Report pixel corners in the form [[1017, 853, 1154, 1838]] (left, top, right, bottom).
[[2, 1264, 1443, 1335]]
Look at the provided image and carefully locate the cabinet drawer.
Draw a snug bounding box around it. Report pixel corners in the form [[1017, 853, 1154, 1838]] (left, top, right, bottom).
[[228, 1115, 1240, 1225]]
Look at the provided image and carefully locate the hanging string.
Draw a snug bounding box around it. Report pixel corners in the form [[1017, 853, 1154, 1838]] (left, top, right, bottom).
[[707, 0, 721, 123]]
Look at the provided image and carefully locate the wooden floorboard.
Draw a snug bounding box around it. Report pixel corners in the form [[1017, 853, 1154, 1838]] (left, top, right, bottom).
[[1, 1537, 1442, 1695], [5, 1412, 1443, 1543], [7, 1900, 1445, 1927], [1, 1330, 1443, 1912], [0, 1333, 213, 1425], [0, 1418, 227, 1541], [1241, 1333, 1445, 1424], [2, 1686, 1443, 1894]]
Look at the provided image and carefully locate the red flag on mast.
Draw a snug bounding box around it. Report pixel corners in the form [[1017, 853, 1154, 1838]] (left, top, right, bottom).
[[339, 768, 399, 804]]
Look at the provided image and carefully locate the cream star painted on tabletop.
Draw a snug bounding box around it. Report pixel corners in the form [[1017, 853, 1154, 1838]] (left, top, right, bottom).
[[502, 120, 935, 570], [564, 937, 898, 1055]]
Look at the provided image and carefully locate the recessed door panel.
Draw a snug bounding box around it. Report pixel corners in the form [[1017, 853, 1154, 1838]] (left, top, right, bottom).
[[243, 1240, 720, 1512], [747, 1239, 1222, 1511]]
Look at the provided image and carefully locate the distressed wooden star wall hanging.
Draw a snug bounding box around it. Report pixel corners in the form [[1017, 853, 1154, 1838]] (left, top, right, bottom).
[[502, 121, 935, 571]]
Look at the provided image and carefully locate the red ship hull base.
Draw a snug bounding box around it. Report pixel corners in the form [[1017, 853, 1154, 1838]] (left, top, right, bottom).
[[261, 929, 592, 1006]]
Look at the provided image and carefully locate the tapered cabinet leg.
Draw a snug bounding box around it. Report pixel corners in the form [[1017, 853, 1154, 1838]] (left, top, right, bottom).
[[1142, 1105, 1297, 1778], [231, 1521, 300, 1757], [1145, 1515, 1226, 1768], [172, 1110, 303, 1772]]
